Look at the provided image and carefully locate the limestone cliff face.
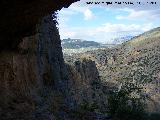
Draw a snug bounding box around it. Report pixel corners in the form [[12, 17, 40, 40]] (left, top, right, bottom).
[[0, 15, 67, 120], [66, 59, 108, 109], [37, 15, 68, 90], [0, 14, 110, 120]]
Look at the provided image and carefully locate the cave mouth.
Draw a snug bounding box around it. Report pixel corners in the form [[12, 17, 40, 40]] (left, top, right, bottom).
[[57, 1, 160, 115], [0, 1, 160, 119], [57, 1, 160, 57]]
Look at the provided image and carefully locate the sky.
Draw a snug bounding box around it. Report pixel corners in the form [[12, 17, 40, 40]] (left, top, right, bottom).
[[57, 0, 160, 44]]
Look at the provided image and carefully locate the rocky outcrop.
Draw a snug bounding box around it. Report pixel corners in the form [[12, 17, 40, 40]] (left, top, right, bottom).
[[66, 59, 108, 110], [0, 14, 68, 120], [0, 13, 110, 120], [37, 15, 68, 90]]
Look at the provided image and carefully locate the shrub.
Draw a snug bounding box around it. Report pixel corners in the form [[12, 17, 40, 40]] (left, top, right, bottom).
[[108, 79, 148, 120]]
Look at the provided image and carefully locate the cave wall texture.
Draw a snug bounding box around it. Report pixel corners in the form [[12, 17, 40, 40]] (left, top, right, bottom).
[[0, 1, 110, 119], [0, 1, 81, 119], [0, 0, 79, 50], [0, 14, 67, 120]]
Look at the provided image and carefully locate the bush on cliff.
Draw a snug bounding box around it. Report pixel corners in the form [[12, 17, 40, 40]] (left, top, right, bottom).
[[108, 79, 148, 120]]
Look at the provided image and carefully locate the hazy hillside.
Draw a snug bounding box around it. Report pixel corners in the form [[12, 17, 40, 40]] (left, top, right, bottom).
[[64, 27, 160, 113], [62, 38, 116, 54], [66, 27, 160, 83], [61, 38, 101, 49], [122, 27, 160, 47], [111, 35, 134, 44]]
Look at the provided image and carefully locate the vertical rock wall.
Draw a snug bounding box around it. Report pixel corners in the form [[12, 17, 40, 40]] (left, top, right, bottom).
[[0, 14, 67, 120], [37, 15, 68, 90], [66, 59, 108, 110]]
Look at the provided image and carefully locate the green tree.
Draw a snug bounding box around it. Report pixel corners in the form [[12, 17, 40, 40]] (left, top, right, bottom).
[[108, 79, 148, 120]]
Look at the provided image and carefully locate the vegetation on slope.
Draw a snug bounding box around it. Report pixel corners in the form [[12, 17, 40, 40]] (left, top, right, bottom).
[[64, 27, 160, 119]]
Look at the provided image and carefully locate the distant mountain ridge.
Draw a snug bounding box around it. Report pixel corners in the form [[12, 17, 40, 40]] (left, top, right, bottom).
[[62, 35, 135, 49], [61, 38, 101, 49], [111, 35, 134, 44]]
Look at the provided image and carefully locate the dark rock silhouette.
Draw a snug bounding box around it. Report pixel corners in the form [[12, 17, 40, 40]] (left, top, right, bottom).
[[0, 13, 110, 120], [0, 14, 68, 120], [0, 0, 79, 50]]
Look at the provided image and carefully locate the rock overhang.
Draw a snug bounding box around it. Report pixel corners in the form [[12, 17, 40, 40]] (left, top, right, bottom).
[[0, 0, 80, 51]]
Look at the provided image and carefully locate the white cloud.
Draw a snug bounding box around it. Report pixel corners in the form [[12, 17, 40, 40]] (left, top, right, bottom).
[[116, 9, 160, 21], [59, 0, 160, 22], [59, 22, 154, 43], [59, 3, 95, 21], [62, 31, 76, 38], [57, 1, 158, 43], [71, 0, 160, 21], [96, 23, 153, 33], [116, 10, 147, 20], [84, 8, 94, 20]]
